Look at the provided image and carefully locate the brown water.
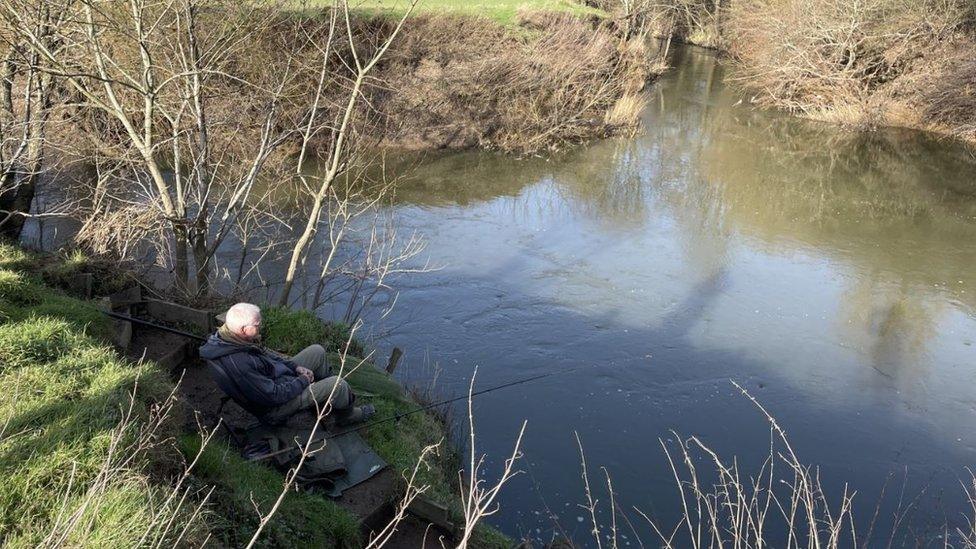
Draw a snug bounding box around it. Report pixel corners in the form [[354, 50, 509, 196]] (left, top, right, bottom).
[[348, 45, 976, 545]]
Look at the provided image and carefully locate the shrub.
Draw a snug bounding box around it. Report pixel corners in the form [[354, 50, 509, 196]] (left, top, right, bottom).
[[322, 320, 365, 356], [370, 13, 653, 153], [260, 306, 325, 355], [919, 43, 976, 141], [261, 306, 366, 357], [725, 0, 968, 122]]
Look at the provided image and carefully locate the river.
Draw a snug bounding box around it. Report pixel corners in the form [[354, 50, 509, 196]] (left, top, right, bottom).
[[354, 45, 976, 545], [25, 42, 976, 545]]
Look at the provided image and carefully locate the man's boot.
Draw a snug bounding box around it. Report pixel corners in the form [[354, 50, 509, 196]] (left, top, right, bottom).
[[335, 403, 376, 426]]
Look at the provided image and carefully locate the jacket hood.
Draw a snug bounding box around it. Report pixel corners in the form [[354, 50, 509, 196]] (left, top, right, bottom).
[[199, 333, 256, 360]]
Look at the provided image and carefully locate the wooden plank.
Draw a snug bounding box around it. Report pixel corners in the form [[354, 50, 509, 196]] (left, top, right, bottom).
[[156, 341, 191, 371], [145, 298, 214, 332], [101, 298, 132, 350], [385, 347, 403, 374], [108, 286, 142, 308], [407, 496, 458, 538]]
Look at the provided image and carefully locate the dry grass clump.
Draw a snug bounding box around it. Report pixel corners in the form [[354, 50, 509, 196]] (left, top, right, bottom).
[[579, 381, 976, 548], [74, 205, 164, 265], [591, 0, 726, 49], [916, 41, 976, 141], [725, 0, 969, 128], [605, 90, 646, 128], [369, 12, 655, 153], [647, 384, 857, 548], [569, 381, 864, 548]]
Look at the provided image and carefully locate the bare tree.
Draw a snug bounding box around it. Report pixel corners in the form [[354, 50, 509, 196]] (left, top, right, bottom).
[[456, 368, 528, 549], [1, 0, 315, 295], [276, 0, 417, 306], [0, 1, 64, 239]]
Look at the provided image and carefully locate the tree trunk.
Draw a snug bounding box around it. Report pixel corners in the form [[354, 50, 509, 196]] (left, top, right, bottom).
[[278, 197, 324, 306], [0, 64, 51, 241], [173, 223, 190, 290], [191, 223, 211, 296], [0, 175, 36, 240]]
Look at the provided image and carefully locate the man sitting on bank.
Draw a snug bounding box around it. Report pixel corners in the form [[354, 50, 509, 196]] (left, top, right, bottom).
[[199, 302, 374, 426]]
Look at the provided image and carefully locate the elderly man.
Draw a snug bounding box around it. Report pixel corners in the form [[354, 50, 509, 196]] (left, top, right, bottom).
[[199, 302, 374, 426]]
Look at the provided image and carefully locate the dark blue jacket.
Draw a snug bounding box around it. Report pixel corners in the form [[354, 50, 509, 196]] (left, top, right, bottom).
[[198, 334, 309, 418]]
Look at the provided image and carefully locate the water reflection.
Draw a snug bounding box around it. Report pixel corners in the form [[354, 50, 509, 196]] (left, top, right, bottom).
[[387, 45, 976, 312], [364, 45, 976, 544]]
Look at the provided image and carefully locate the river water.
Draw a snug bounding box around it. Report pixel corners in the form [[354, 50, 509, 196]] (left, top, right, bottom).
[[16, 38, 974, 546], [355, 45, 976, 545]]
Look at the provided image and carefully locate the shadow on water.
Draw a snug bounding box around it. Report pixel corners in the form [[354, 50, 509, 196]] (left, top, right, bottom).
[[390, 262, 975, 546]]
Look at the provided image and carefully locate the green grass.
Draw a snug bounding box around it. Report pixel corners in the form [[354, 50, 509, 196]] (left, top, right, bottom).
[[179, 435, 360, 548], [262, 310, 510, 548], [0, 244, 360, 548], [300, 0, 603, 24], [261, 306, 365, 357], [0, 243, 193, 546], [0, 240, 508, 547]]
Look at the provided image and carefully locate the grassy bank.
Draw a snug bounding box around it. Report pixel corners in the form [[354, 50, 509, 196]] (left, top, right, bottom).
[[0, 244, 362, 547], [0, 243, 202, 546], [318, 0, 603, 24], [0, 243, 507, 547]]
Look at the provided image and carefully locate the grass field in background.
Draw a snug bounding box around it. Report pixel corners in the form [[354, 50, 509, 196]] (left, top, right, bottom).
[[310, 0, 603, 23]]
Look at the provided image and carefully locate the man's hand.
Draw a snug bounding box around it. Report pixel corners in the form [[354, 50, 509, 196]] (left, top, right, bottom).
[[295, 366, 314, 384]]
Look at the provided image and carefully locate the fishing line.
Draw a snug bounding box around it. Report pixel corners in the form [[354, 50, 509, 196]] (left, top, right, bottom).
[[101, 310, 582, 459], [251, 367, 582, 462], [326, 364, 584, 440]]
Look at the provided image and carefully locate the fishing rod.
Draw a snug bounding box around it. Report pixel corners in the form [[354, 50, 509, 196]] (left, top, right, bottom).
[[103, 310, 207, 342], [101, 310, 578, 460], [248, 367, 576, 463], [332, 367, 565, 438]]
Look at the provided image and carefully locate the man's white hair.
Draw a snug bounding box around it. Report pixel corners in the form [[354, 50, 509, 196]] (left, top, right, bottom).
[[225, 302, 262, 332]]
